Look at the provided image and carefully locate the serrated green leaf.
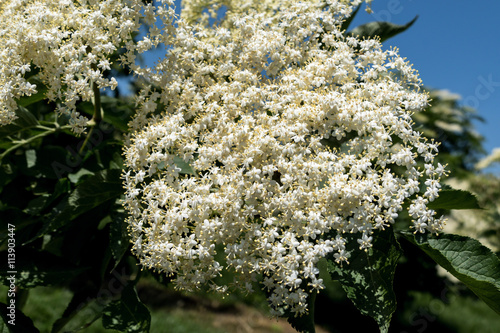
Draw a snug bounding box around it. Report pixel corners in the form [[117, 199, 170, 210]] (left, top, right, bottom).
[[66, 169, 122, 214], [286, 291, 316, 333], [401, 232, 500, 315], [427, 189, 481, 210], [326, 230, 401, 333], [28, 169, 123, 242], [348, 16, 418, 42], [0, 301, 39, 333], [102, 284, 151, 333]]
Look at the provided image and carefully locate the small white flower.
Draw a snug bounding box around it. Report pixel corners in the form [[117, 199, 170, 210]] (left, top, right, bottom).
[[357, 233, 373, 251]]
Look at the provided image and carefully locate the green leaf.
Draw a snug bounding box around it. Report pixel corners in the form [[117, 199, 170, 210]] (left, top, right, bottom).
[[23, 195, 50, 216], [33, 145, 73, 179], [46, 178, 71, 207], [0, 320, 7, 333], [16, 89, 47, 107], [0, 250, 88, 288], [15, 79, 48, 107], [12, 106, 40, 128], [68, 168, 95, 184], [66, 169, 122, 215], [25, 149, 36, 168], [427, 189, 481, 210], [110, 211, 131, 269], [401, 232, 500, 315], [102, 284, 151, 333], [347, 16, 418, 42], [286, 291, 316, 333], [51, 294, 108, 333], [0, 301, 40, 333], [173, 156, 197, 175], [28, 169, 122, 242], [23, 178, 71, 217], [0, 106, 40, 141], [326, 230, 401, 333]]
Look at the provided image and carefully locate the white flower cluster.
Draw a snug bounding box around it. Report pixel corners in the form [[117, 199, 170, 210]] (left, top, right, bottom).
[[180, 0, 370, 27], [122, 0, 446, 315], [0, 0, 173, 134]]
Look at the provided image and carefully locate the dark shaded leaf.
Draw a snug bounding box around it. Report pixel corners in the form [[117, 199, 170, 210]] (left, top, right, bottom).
[[51, 296, 107, 333], [23, 195, 50, 216], [45, 178, 71, 208], [12, 106, 39, 128], [102, 284, 151, 333], [15, 79, 48, 107], [0, 106, 40, 141], [401, 232, 500, 315], [326, 230, 401, 333], [33, 145, 73, 179], [66, 169, 122, 215], [110, 211, 131, 270], [0, 162, 17, 190], [35, 169, 123, 239], [427, 189, 481, 210], [286, 291, 316, 333], [347, 16, 418, 42]]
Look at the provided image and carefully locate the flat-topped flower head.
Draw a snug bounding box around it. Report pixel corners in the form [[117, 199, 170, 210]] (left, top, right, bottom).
[[122, 0, 446, 315], [0, 0, 175, 134]]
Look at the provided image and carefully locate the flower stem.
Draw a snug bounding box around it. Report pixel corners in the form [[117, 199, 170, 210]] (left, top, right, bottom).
[[79, 63, 102, 155], [0, 126, 61, 161], [91, 63, 102, 123]]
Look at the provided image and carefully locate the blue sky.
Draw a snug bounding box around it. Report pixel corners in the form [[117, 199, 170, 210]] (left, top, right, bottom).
[[141, 0, 500, 173], [349, 0, 500, 173]]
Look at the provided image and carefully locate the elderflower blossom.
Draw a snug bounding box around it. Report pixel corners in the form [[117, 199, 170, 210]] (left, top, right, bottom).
[[122, 0, 447, 315], [181, 0, 371, 27], [0, 0, 174, 134]]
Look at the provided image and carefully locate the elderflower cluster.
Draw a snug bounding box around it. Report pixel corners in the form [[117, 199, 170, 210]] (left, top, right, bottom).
[[181, 0, 371, 27], [0, 0, 174, 134], [122, 0, 447, 315]]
